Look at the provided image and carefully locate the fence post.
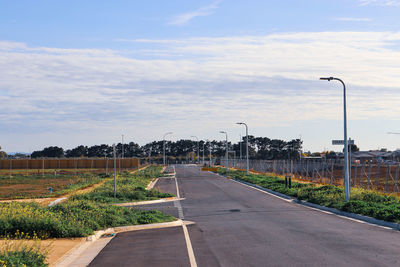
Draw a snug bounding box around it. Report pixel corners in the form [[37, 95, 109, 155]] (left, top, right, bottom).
[[9, 159, 12, 179], [376, 162, 381, 190], [330, 160, 334, 185], [385, 165, 390, 193], [312, 161, 315, 183], [353, 164, 358, 186], [367, 162, 372, 189], [395, 164, 399, 192], [291, 160, 293, 177]]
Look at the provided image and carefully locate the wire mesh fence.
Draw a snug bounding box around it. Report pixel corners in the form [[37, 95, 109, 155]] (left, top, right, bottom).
[[221, 158, 400, 194]]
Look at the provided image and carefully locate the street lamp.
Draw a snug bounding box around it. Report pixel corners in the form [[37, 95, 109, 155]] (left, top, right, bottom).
[[121, 134, 124, 159], [320, 77, 350, 201], [202, 142, 205, 165], [163, 132, 173, 165], [239, 134, 242, 160], [190, 135, 200, 165], [236, 122, 249, 175], [220, 131, 228, 171], [206, 139, 212, 166]]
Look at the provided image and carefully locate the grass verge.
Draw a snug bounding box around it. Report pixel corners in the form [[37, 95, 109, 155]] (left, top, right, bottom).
[[216, 168, 400, 224], [0, 166, 176, 239], [70, 166, 174, 203]]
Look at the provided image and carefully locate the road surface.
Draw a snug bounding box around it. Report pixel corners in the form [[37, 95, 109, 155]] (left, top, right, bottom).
[[89, 165, 400, 266]]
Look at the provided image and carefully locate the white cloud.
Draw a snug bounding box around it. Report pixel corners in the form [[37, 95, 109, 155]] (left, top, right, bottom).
[[359, 0, 400, 6], [2, 31, 400, 151], [335, 17, 371, 22], [168, 0, 221, 25]]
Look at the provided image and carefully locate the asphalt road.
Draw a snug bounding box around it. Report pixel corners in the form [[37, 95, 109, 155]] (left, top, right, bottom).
[[89, 165, 400, 267]]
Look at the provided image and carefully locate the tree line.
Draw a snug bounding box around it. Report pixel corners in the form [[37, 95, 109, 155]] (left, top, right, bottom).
[[28, 136, 303, 160]]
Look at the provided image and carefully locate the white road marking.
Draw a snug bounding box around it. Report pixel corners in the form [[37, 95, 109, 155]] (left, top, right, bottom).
[[173, 165, 198, 267], [182, 223, 198, 267], [223, 173, 398, 232], [230, 178, 292, 202]]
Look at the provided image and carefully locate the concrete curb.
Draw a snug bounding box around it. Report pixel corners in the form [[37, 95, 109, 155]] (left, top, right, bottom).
[[146, 178, 159, 190], [232, 179, 292, 200], [48, 197, 68, 207], [293, 199, 400, 230], [114, 197, 184, 206], [232, 177, 400, 231]]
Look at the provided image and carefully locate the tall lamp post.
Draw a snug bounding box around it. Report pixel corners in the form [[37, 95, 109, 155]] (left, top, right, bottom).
[[122, 134, 124, 159], [236, 122, 249, 175], [320, 77, 350, 201], [202, 142, 205, 165], [190, 135, 200, 165], [206, 139, 212, 166], [239, 134, 242, 160], [163, 132, 173, 165], [220, 131, 228, 171]]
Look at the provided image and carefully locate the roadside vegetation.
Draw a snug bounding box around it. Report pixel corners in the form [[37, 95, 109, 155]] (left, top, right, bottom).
[[0, 232, 48, 267], [0, 166, 176, 239], [71, 166, 173, 203], [216, 168, 400, 224]]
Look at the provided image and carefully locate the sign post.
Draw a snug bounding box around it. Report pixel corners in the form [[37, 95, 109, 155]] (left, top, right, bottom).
[[332, 139, 354, 197]]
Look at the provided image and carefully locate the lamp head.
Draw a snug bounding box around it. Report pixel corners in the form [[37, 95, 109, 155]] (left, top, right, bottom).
[[320, 77, 334, 81], [220, 131, 226, 134], [236, 122, 244, 125]]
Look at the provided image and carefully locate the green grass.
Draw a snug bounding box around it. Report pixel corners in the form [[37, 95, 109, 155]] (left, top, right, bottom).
[[0, 166, 176, 239], [0, 200, 175, 238], [71, 166, 174, 203], [217, 168, 400, 224]]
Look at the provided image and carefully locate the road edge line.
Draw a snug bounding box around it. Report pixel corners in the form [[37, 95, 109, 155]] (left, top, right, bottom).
[[230, 177, 400, 231]]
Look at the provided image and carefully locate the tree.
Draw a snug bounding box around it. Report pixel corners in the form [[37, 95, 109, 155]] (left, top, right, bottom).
[[31, 146, 64, 158], [65, 145, 88, 158], [0, 146, 7, 159]]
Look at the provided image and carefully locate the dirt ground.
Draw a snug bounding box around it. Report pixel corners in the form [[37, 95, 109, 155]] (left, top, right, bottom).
[[0, 237, 86, 266]]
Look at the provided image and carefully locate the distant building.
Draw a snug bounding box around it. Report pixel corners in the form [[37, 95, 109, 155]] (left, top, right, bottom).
[[350, 150, 400, 163]]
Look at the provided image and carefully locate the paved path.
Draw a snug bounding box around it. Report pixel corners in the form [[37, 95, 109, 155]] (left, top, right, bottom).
[[89, 165, 400, 267]]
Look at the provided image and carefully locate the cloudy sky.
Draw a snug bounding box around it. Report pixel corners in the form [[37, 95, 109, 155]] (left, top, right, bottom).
[[1, 0, 400, 153]]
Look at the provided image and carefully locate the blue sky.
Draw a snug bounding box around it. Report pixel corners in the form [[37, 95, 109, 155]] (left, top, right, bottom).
[[1, 0, 400, 153]]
